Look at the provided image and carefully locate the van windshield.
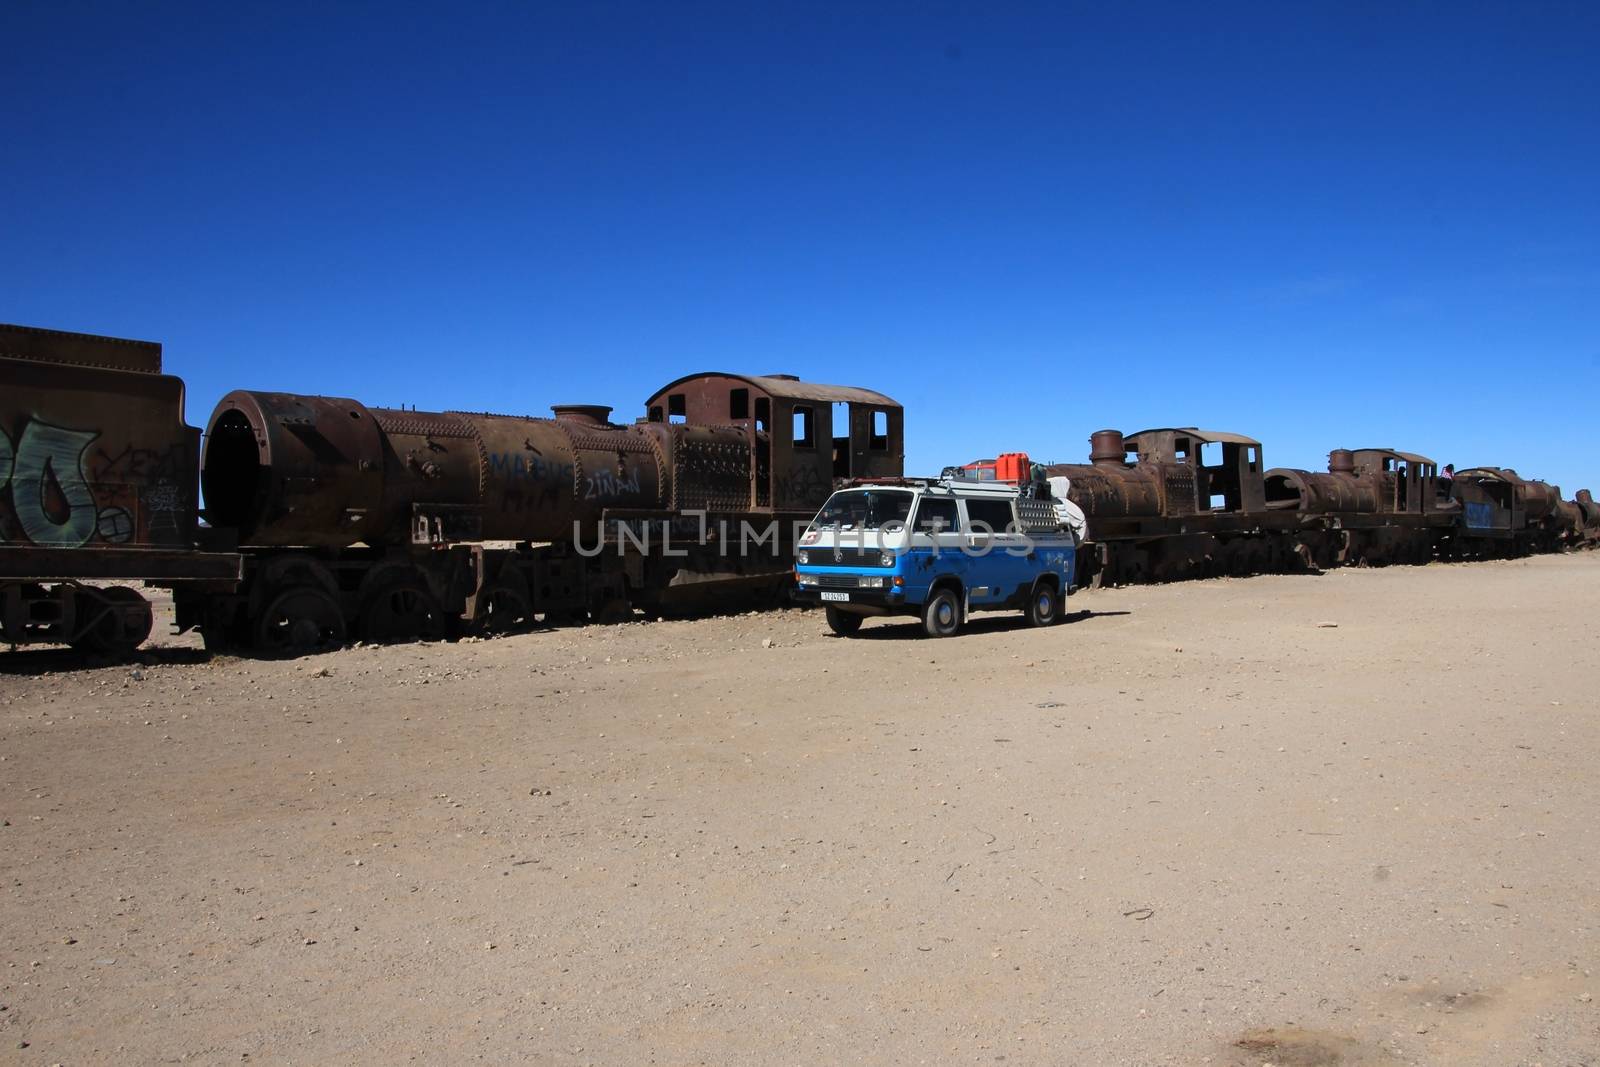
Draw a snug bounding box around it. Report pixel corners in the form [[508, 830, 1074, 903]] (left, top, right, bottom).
[[810, 489, 914, 531]]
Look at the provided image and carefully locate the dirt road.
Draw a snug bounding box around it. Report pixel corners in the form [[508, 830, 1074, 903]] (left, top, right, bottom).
[[3, 555, 1598, 1064]]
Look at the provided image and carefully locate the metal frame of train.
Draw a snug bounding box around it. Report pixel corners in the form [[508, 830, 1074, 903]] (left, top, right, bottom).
[[1, 323, 903, 656], [963, 428, 1600, 587], [3, 322, 1597, 655]]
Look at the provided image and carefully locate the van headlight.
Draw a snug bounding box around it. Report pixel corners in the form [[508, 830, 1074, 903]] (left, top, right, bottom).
[[797, 550, 809, 565]]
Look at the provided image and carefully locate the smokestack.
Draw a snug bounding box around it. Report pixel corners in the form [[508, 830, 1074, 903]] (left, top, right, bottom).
[[1089, 429, 1127, 467], [551, 405, 613, 426]]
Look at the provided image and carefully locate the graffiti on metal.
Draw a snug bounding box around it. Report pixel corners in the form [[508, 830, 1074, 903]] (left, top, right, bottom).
[[1, 419, 100, 545], [1, 417, 189, 548], [584, 467, 643, 501]]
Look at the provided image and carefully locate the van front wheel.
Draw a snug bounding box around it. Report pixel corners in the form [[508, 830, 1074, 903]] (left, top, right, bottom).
[[825, 607, 864, 636], [922, 587, 962, 638]]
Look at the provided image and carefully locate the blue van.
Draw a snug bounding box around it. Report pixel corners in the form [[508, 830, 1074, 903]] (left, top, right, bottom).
[[794, 478, 1080, 637]]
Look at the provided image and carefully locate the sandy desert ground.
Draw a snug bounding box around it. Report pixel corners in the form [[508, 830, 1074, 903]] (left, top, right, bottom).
[[2, 553, 1598, 1065]]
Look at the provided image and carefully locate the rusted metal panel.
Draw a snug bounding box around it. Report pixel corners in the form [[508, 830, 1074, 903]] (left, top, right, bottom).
[[1453, 467, 1561, 524], [204, 392, 388, 545], [646, 372, 897, 411], [1348, 448, 1441, 515], [373, 410, 476, 439], [1263, 467, 1379, 514], [1573, 490, 1600, 542], [1125, 427, 1261, 448], [205, 392, 675, 547], [669, 426, 754, 512], [0, 322, 162, 375], [0, 545, 240, 581], [1040, 462, 1167, 520], [3, 332, 200, 553]]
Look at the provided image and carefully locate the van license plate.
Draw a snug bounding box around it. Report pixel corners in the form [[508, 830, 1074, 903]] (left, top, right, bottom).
[[820, 591, 850, 602]]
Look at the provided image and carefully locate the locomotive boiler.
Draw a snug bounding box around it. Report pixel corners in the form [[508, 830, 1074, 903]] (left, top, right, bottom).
[[203, 393, 714, 547], [190, 373, 903, 651]]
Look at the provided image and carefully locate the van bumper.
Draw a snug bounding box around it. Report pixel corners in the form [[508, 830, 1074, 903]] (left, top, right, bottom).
[[793, 586, 907, 614]]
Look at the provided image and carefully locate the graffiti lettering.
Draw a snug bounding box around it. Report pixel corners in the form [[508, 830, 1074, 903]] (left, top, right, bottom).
[[0, 419, 184, 548], [488, 452, 575, 485], [774, 464, 829, 507], [5, 421, 101, 546], [91, 442, 190, 483], [583, 467, 641, 501]]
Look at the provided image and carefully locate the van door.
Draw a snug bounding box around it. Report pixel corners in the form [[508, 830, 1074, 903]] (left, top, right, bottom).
[[961, 496, 1027, 605], [909, 494, 964, 600]]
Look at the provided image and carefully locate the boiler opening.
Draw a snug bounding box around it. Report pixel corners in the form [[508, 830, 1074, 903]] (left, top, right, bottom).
[[1263, 473, 1304, 510], [202, 409, 264, 531]]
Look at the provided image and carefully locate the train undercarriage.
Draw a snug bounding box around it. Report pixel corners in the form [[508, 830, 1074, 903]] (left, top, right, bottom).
[[179, 514, 806, 655]]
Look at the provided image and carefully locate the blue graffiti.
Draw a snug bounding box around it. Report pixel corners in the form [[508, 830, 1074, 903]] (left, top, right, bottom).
[[584, 467, 642, 500], [489, 452, 575, 485], [1464, 501, 1496, 530], [1, 420, 101, 546]]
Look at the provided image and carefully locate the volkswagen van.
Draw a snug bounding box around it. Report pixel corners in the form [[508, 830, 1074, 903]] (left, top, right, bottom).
[[794, 478, 1077, 637]]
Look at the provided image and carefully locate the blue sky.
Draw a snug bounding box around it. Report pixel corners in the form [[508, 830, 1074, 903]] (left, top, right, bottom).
[[3, 2, 1597, 492]]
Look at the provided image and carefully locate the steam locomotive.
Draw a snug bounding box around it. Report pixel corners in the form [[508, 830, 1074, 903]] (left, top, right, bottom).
[[4, 320, 1596, 657], [0, 323, 903, 655], [963, 428, 1600, 587]]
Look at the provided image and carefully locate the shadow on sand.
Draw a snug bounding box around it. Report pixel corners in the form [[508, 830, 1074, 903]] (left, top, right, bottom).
[[841, 608, 1131, 640], [0, 645, 215, 677]]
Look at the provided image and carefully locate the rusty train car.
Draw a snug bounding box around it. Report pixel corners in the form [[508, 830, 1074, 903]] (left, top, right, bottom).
[[6, 320, 1596, 655], [0, 324, 240, 655], [1, 322, 904, 655], [190, 373, 903, 652], [965, 428, 1599, 587]]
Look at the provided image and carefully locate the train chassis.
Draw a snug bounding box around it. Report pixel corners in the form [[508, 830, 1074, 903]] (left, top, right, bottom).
[[182, 523, 800, 656], [1080, 521, 1553, 589], [1, 581, 155, 657]]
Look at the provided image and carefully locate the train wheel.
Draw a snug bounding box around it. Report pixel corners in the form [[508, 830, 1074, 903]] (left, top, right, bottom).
[[360, 582, 444, 644], [255, 587, 347, 655], [476, 583, 532, 635], [71, 586, 154, 659]]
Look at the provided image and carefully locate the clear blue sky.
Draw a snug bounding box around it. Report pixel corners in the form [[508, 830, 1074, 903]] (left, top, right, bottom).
[[3, 2, 1597, 491]]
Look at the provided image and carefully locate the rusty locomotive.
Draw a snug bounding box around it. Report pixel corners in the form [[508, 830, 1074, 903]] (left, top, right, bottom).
[[5, 320, 1596, 656], [1, 323, 903, 655], [965, 429, 1600, 587], [0, 325, 240, 655]]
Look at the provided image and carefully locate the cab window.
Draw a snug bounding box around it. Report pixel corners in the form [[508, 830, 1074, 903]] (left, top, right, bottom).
[[914, 497, 959, 534]]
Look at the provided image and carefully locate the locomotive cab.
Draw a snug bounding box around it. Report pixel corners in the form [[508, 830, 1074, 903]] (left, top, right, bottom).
[[645, 373, 902, 514], [1350, 449, 1441, 515], [1122, 428, 1266, 514]]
